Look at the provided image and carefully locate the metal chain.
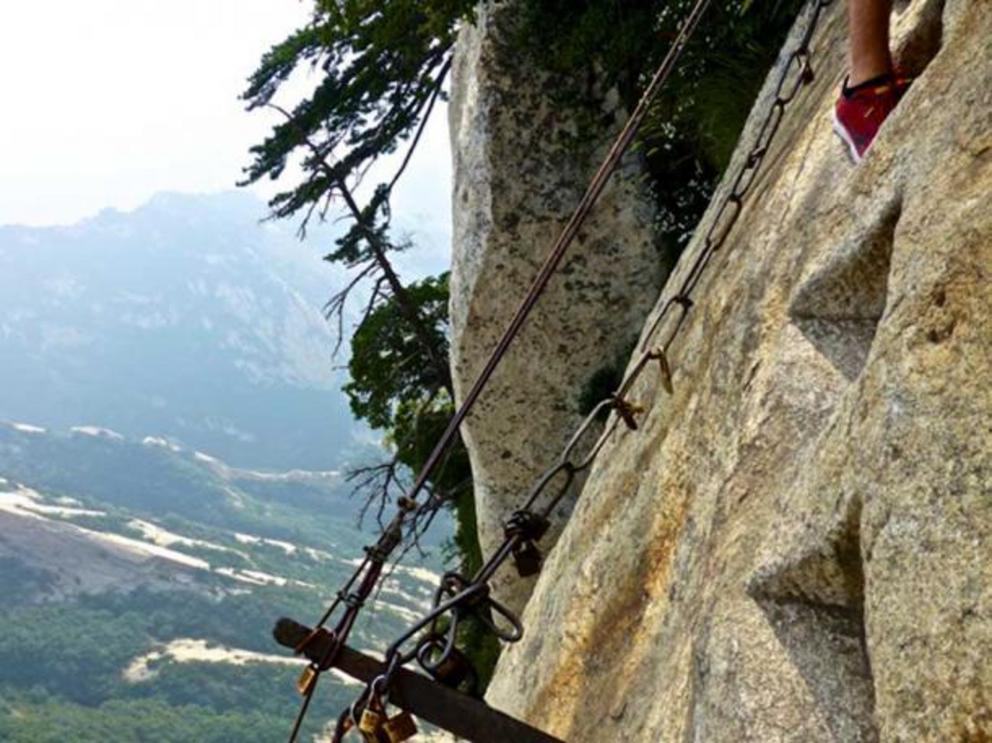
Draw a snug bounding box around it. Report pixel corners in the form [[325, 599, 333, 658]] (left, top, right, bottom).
[[290, 0, 837, 738], [332, 0, 837, 734]]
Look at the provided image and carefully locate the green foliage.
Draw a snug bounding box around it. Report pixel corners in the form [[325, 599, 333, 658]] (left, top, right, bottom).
[[345, 273, 473, 534], [346, 275, 452, 430], [0, 588, 358, 741], [345, 273, 495, 679], [0, 696, 287, 743], [346, 273, 479, 578], [577, 338, 639, 421], [0, 558, 55, 606], [241, 0, 477, 222], [641, 0, 805, 248]]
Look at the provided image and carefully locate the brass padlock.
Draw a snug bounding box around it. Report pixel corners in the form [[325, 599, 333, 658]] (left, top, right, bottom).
[[358, 706, 384, 736], [383, 711, 418, 742], [296, 666, 317, 696], [512, 540, 543, 578], [431, 647, 480, 696]]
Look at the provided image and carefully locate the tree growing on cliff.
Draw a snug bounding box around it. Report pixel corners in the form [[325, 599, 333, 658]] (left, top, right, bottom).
[[240, 0, 475, 541], [241, 0, 510, 685]]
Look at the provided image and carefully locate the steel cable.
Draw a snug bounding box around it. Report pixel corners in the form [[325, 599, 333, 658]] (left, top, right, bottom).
[[287, 0, 838, 738]]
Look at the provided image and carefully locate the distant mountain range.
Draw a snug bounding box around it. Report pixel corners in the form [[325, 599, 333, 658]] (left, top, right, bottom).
[[0, 191, 456, 740], [0, 191, 365, 470]]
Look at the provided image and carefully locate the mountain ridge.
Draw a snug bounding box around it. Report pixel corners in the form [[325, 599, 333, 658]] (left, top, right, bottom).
[[0, 190, 359, 470]]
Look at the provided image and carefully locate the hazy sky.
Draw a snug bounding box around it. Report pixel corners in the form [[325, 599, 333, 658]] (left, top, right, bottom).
[[0, 0, 452, 230]]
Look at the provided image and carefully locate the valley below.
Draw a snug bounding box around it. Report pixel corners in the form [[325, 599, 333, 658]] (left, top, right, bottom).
[[0, 192, 454, 741], [0, 421, 445, 741]]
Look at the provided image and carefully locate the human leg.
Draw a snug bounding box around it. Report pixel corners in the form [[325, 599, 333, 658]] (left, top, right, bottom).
[[848, 0, 894, 86], [833, 0, 901, 162]]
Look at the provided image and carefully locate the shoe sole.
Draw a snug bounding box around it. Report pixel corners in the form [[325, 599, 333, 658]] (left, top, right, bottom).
[[831, 109, 863, 165]]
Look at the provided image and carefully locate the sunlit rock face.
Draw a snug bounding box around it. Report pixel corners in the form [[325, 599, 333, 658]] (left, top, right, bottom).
[[481, 0, 992, 740], [448, 1, 667, 613]]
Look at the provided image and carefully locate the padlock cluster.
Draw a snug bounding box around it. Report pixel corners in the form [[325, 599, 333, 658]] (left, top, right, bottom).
[[349, 685, 418, 743]]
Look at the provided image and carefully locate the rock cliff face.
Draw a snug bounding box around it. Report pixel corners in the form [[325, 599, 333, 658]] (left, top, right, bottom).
[[448, 3, 667, 612], [453, 0, 992, 739]]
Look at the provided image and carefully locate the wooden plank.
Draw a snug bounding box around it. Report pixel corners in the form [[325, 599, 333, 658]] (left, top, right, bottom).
[[274, 618, 565, 743]]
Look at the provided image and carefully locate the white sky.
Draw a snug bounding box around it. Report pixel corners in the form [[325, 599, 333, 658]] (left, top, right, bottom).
[[0, 0, 452, 229]]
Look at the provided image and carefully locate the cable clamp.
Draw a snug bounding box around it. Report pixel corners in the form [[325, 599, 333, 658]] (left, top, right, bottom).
[[612, 395, 644, 431]]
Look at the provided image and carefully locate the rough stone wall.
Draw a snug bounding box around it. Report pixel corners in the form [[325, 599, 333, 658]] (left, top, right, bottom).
[[483, 0, 992, 740], [448, 3, 667, 612]]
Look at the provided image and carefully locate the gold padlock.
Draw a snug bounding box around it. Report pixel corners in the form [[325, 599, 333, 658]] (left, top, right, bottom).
[[358, 706, 384, 736], [296, 666, 317, 696], [383, 711, 418, 742]]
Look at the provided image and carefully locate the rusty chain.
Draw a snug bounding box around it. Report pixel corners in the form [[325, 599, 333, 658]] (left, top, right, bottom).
[[287, 0, 838, 739]]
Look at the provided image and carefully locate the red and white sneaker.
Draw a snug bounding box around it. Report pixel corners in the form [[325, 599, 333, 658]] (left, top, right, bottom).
[[832, 73, 910, 163]]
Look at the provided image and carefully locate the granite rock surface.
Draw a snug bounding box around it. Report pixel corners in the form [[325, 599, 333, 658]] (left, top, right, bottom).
[[478, 0, 992, 739]]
